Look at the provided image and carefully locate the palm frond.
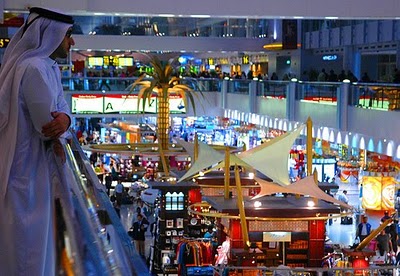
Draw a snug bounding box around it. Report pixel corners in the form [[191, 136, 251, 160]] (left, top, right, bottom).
[[125, 54, 205, 115], [137, 86, 154, 112], [126, 74, 146, 92]]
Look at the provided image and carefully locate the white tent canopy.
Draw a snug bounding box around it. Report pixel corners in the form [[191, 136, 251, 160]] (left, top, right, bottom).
[[238, 125, 305, 186], [252, 176, 352, 210], [178, 142, 224, 182]]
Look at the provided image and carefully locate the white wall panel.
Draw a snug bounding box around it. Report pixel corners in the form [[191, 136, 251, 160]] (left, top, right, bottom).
[[331, 28, 341, 47], [321, 30, 330, 48], [295, 101, 337, 128], [354, 24, 365, 45], [366, 21, 378, 44], [256, 97, 286, 119], [342, 26, 353, 45], [347, 107, 400, 144], [311, 31, 320, 48], [380, 21, 393, 42]]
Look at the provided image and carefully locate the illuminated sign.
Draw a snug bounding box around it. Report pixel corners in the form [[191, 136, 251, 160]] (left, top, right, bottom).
[[118, 57, 133, 66], [169, 95, 186, 114], [88, 57, 103, 66], [0, 38, 10, 48], [104, 56, 119, 66], [71, 94, 103, 114], [362, 176, 395, 210], [104, 94, 138, 114], [104, 94, 157, 114], [139, 96, 157, 114], [322, 55, 338, 61], [242, 55, 249, 65], [263, 232, 292, 242], [71, 94, 185, 114]]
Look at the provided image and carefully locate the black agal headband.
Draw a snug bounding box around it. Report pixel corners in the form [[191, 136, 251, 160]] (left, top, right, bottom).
[[22, 7, 74, 37]]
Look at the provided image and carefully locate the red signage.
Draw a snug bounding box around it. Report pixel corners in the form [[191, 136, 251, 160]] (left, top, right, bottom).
[[0, 17, 24, 27]]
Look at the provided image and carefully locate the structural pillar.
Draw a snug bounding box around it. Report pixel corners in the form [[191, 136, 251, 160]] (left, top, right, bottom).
[[286, 79, 296, 121], [337, 82, 350, 131], [221, 78, 228, 109]]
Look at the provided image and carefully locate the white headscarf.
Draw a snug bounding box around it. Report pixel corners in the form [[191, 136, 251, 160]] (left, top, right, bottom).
[[0, 10, 72, 198]]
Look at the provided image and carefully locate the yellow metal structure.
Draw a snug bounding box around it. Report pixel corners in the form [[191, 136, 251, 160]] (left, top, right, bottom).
[[159, 146, 170, 176], [194, 133, 199, 161], [224, 146, 230, 199], [306, 117, 313, 176], [235, 165, 250, 249]]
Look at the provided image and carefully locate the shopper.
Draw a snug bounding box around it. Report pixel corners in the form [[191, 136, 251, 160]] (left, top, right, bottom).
[[273, 260, 293, 276], [114, 179, 125, 206], [338, 190, 349, 212], [131, 213, 149, 258], [356, 215, 372, 242], [0, 7, 74, 275], [376, 229, 392, 259]]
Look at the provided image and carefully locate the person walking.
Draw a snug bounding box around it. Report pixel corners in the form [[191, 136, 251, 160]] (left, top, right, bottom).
[[356, 215, 372, 242], [114, 179, 124, 206], [131, 213, 149, 258], [0, 7, 75, 275], [376, 228, 393, 262]]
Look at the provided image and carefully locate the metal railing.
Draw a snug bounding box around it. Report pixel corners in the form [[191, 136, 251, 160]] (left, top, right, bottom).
[[52, 133, 149, 275], [62, 76, 400, 112]]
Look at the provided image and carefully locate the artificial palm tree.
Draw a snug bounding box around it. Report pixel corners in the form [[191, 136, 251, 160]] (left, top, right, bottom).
[[127, 55, 203, 152]]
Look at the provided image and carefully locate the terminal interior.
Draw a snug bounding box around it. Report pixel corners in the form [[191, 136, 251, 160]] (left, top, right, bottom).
[[1, 1, 400, 275]]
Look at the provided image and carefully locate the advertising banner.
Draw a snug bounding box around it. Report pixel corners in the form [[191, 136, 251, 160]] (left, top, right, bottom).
[[104, 94, 138, 114], [71, 94, 103, 114], [169, 95, 186, 114], [362, 176, 395, 210], [71, 94, 183, 114]]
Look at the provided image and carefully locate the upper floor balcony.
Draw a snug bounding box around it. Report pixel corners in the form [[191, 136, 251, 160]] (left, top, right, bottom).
[[62, 76, 400, 159]]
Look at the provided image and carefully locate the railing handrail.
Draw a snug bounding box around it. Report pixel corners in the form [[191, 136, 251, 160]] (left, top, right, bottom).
[[51, 132, 150, 275]]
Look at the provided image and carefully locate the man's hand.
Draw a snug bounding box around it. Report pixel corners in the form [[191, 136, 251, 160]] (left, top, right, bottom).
[[42, 112, 70, 139], [52, 139, 66, 164]]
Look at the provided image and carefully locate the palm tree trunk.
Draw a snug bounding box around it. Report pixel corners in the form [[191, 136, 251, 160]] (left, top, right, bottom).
[[157, 93, 170, 151]]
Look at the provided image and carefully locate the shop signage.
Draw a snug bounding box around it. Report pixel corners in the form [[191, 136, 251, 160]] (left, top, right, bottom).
[[0, 17, 24, 27], [118, 57, 133, 66], [263, 232, 291, 242], [71, 94, 103, 114], [104, 56, 118, 66], [322, 55, 338, 61], [104, 94, 157, 114], [242, 55, 249, 65], [0, 38, 10, 48], [169, 95, 186, 114], [88, 57, 103, 66], [71, 94, 183, 114]]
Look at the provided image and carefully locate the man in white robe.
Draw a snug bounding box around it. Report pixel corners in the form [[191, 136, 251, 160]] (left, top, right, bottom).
[[0, 7, 75, 275]]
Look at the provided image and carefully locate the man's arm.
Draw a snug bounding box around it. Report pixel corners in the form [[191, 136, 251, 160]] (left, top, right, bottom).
[[41, 111, 70, 139], [21, 63, 70, 140]]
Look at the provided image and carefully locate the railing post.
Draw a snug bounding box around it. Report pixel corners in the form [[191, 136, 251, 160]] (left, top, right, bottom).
[[337, 81, 350, 131], [221, 78, 229, 109], [286, 79, 297, 121], [249, 79, 258, 113]]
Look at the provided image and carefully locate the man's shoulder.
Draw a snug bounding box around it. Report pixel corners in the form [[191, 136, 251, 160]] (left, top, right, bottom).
[[19, 57, 52, 72]]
